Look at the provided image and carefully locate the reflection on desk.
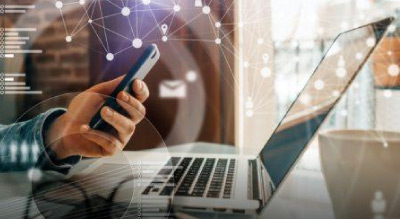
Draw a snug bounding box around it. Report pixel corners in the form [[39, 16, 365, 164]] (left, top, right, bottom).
[[1, 143, 399, 218]]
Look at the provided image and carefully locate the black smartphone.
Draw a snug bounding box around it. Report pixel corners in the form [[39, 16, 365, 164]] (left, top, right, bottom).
[[89, 44, 160, 132]]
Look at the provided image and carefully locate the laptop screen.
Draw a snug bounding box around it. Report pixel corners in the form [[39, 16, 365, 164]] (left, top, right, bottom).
[[259, 18, 393, 188]]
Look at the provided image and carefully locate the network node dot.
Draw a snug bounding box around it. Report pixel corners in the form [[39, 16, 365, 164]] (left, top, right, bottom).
[[388, 24, 396, 33], [142, 0, 151, 5], [202, 6, 211, 14], [173, 5, 181, 12], [366, 37, 375, 47], [215, 22, 221, 28], [79, 0, 85, 5], [27, 168, 42, 182], [132, 38, 143, 48], [65, 35, 72, 42], [215, 38, 221, 44], [186, 70, 197, 82], [121, 7, 131, 16], [162, 36, 168, 42], [314, 79, 325, 90], [260, 67, 271, 78], [336, 67, 347, 78], [383, 90, 392, 98], [383, 142, 389, 148], [243, 61, 249, 68], [106, 53, 114, 61], [88, 19, 92, 24], [388, 64, 400, 77], [355, 52, 363, 60], [245, 97, 254, 109], [300, 93, 311, 105], [257, 38, 264, 45], [340, 109, 348, 117], [332, 90, 340, 97], [246, 109, 254, 118], [55, 1, 63, 9]]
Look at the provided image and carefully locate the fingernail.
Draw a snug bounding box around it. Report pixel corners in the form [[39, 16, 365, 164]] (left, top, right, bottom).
[[122, 91, 129, 102], [80, 125, 90, 132], [135, 80, 143, 91], [104, 107, 113, 117]]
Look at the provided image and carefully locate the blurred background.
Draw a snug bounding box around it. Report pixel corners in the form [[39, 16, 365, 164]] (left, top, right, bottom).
[[0, 0, 399, 155]]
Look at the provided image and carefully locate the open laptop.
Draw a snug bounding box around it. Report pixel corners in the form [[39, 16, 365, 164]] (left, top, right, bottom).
[[69, 17, 393, 216]]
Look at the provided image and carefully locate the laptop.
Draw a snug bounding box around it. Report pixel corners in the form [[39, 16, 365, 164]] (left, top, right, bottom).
[[69, 17, 394, 216]]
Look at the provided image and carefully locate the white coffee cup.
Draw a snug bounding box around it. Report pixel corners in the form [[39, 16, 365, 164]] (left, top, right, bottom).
[[319, 130, 400, 219]]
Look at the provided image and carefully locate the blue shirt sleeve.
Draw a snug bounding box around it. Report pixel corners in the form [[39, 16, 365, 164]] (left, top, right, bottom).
[[0, 108, 81, 174]]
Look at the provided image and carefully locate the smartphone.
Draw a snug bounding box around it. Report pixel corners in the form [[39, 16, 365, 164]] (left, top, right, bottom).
[[89, 44, 160, 132]]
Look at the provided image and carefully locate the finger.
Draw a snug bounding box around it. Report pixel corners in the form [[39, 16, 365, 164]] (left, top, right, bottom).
[[101, 106, 136, 137], [117, 91, 146, 123], [88, 75, 125, 95], [80, 125, 123, 156], [132, 79, 149, 103]]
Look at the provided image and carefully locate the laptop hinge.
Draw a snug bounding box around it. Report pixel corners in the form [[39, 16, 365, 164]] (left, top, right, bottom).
[[257, 156, 274, 206], [248, 159, 263, 204]]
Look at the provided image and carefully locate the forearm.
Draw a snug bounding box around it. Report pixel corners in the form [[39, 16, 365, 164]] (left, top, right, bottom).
[[0, 108, 81, 174]]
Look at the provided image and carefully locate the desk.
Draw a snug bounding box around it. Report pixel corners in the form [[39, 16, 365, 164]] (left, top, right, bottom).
[[166, 142, 334, 219], [165, 141, 400, 219], [2, 140, 398, 219]]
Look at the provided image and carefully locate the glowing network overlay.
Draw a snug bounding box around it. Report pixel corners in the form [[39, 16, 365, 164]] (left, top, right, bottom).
[[54, 0, 231, 61], [53, 0, 400, 147]]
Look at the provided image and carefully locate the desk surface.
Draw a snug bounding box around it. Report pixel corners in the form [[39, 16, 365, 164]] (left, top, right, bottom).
[[166, 142, 334, 219], [1, 140, 399, 219]]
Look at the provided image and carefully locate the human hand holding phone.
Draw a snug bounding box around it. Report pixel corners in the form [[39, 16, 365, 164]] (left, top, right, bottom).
[[89, 44, 159, 132], [45, 77, 149, 159], [44, 45, 159, 159]]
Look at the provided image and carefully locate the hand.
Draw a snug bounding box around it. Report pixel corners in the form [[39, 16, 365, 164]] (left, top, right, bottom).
[[46, 76, 150, 159]]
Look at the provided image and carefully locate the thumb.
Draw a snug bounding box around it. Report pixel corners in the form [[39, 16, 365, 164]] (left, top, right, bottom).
[[88, 75, 125, 95]]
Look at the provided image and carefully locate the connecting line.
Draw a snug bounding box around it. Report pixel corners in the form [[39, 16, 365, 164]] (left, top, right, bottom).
[[59, 9, 69, 36], [219, 43, 240, 91], [207, 14, 219, 41], [135, 0, 139, 36], [104, 0, 123, 9], [91, 12, 121, 21], [147, 3, 164, 38], [80, 2, 108, 53], [54, 0, 243, 64], [114, 44, 133, 56], [98, 1, 110, 52], [70, 4, 90, 36], [142, 10, 175, 39], [71, 22, 89, 38], [87, 22, 109, 53], [167, 12, 203, 36], [127, 10, 136, 39], [167, 6, 177, 35], [91, 22, 132, 41]]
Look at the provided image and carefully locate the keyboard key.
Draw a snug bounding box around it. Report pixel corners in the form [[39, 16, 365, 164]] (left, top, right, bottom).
[[175, 158, 204, 196], [160, 186, 174, 196], [158, 158, 236, 199], [158, 168, 172, 175], [142, 186, 152, 195]]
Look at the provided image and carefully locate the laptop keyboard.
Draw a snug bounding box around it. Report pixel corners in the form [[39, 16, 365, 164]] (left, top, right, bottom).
[[143, 157, 236, 199]]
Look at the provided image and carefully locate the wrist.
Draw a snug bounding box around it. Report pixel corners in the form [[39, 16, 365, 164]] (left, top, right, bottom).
[[46, 114, 71, 159]]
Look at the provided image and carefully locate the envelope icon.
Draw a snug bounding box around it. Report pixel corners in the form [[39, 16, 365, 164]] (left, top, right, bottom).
[[159, 80, 187, 99]]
